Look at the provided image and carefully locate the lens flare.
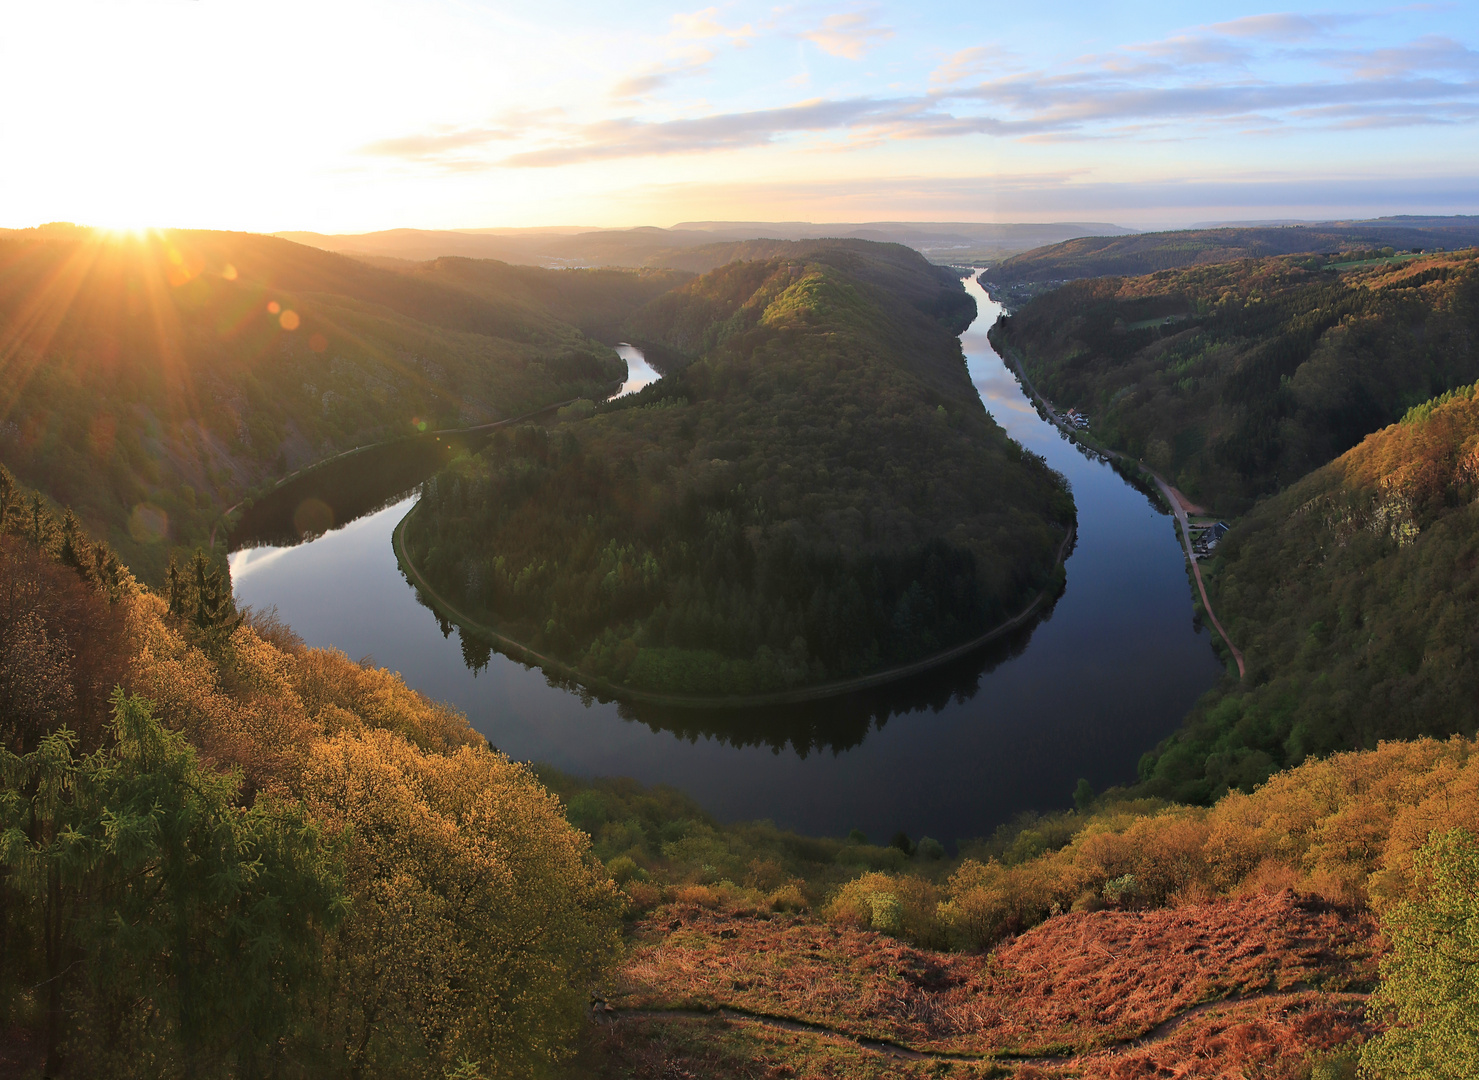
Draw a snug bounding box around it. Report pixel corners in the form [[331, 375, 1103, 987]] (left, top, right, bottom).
[[267, 300, 281, 314], [292, 497, 334, 538], [309, 332, 328, 352], [222, 263, 238, 281], [127, 503, 169, 543], [279, 309, 300, 330]]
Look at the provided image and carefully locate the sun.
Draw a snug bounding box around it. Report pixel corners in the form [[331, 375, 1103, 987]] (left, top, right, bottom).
[[96, 222, 156, 240]]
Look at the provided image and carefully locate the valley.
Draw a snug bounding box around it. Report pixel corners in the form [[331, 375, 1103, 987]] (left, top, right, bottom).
[[5, 225, 1479, 1079]]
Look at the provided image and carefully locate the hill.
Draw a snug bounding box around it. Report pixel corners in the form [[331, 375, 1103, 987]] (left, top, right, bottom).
[[400, 241, 1074, 697], [0, 472, 621, 1077], [0, 228, 678, 579], [992, 250, 1479, 515], [556, 729, 1479, 1077], [984, 215, 1479, 294], [277, 220, 1137, 270], [1138, 381, 1479, 802]]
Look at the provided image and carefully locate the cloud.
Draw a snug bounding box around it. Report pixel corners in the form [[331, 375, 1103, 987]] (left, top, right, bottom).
[[931, 45, 1014, 86], [611, 48, 715, 100], [1208, 13, 1336, 40], [801, 11, 893, 60], [499, 98, 941, 167], [1324, 34, 1479, 79], [615, 171, 1479, 225], [671, 6, 755, 45], [358, 18, 1479, 173]]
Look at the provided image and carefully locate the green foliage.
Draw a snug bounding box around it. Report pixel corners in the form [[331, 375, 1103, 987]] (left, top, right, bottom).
[[166, 550, 242, 657], [407, 246, 1073, 694], [1140, 383, 1479, 802], [0, 486, 625, 1078], [0, 692, 346, 1077], [1361, 829, 1479, 1079], [996, 252, 1479, 514]]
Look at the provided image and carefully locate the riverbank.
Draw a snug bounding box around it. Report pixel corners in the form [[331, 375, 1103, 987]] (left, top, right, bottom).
[[392, 501, 1076, 709], [987, 327, 1245, 679], [218, 396, 590, 550]]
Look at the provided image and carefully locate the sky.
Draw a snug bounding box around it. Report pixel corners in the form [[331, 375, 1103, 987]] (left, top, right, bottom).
[[2, 1, 1476, 232]]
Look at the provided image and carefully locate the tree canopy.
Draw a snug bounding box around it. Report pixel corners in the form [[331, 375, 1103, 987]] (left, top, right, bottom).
[[404, 244, 1074, 696], [995, 251, 1479, 514]]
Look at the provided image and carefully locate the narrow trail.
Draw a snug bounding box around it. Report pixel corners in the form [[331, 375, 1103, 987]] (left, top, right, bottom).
[[599, 989, 1368, 1065], [991, 334, 1246, 679]]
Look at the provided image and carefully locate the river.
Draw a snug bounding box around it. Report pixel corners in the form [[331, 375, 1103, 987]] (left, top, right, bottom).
[[229, 276, 1223, 845]]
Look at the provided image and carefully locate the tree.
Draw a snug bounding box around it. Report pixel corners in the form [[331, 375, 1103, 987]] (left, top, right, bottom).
[[165, 551, 241, 656], [0, 692, 347, 1078], [1361, 829, 1479, 1079]]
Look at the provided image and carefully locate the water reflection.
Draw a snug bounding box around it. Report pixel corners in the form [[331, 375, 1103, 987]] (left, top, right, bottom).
[[437, 579, 1060, 758], [230, 278, 1223, 842], [612, 343, 660, 398]]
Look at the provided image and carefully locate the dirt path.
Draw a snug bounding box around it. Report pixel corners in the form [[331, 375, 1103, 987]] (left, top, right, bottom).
[[993, 340, 1245, 679], [599, 989, 1366, 1065]]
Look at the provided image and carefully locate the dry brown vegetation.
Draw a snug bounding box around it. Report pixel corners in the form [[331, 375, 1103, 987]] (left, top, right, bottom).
[[801, 735, 1479, 956], [611, 890, 1376, 1059]]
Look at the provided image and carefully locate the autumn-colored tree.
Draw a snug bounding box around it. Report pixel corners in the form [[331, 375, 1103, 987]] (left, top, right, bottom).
[[303, 728, 623, 1078], [1360, 829, 1479, 1079]]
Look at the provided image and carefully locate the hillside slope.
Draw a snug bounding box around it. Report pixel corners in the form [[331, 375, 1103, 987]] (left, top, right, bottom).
[[986, 216, 1479, 289], [993, 250, 1479, 514], [0, 228, 643, 579], [403, 242, 1074, 696], [1140, 381, 1479, 802]]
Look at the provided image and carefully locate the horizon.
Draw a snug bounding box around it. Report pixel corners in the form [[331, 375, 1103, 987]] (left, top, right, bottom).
[[3, 1, 1476, 233]]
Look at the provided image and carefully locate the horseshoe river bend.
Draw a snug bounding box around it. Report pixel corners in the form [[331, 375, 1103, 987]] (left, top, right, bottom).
[[228, 276, 1223, 846]]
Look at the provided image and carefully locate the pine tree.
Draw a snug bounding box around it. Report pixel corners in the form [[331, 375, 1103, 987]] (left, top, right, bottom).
[[190, 551, 241, 653]]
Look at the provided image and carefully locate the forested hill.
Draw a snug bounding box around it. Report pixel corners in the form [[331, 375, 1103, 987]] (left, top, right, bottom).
[[1140, 382, 1479, 804], [985, 216, 1479, 289], [0, 227, 674, 580], [625, 239, 978, 348], [994, 250, 1479, 514], [383, 256, 688, 343], [404, 243, 1075, 697]]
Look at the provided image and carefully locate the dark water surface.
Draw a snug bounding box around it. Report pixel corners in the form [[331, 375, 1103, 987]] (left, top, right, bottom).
[[230, 278, 1223, 845]]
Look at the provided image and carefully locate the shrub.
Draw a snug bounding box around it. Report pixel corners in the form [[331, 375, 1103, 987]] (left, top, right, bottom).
[[606, 855, 647, 885], [767, 883, 808, 912], [824, 872, 947, 946]]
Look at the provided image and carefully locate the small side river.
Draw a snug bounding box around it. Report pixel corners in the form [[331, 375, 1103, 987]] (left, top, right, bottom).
[[230, 277, 1223, 845]]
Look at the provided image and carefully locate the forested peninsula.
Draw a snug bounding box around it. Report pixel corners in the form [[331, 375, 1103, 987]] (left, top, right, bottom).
[[402, 242, 1075, 697]]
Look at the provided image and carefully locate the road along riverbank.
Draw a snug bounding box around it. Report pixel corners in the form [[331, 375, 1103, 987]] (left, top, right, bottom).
[[990, 332, 1245, 680]]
